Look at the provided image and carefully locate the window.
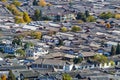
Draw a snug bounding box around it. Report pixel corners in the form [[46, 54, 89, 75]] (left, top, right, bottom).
[[59, 66, 63, 69], [32, 64, 37, 68], [38, 64, 42, 68], [43, 65, 47, 68], [48, 65, 52, 69], [54, 65, 58, 69]]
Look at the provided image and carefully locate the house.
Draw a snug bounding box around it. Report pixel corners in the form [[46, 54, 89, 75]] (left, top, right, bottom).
[[20, 70, 39, 80], [75, 60, 116, 70], [79, 52, 96, 59], [42, 35, 53, 42], [22, 25, 38, 31], [105, 41, 118, 48], [26, 47, 49, 60], [0, 44, 15, 54], [36, 72, 63, 80], [36, 75, 57, 80], [63, 40, 72, 47], [30, 58, 73, 72], [42, 52, 76, 61], [61, 22, 72, 28]]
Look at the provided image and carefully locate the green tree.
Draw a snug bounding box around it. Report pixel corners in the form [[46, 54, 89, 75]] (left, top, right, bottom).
[[33, 0, 38, 5], [12, 38, 22, 46], [8, 70, 16, 80], [4, 54, 16, 59], [73, 57, 83, 64], [111, 45, 116, 55], [71, 25, 81, 32], [100, 41, 105, 47], [62, 74, 72, 80], [54, 15, 60, 22], [16, 49, 25, 57], [76, 12, 86, 22], [60, 27, 67, 32], [42, 16, 51, 20], [99, 12, 114, 19], [93, 54, 108, 63], [57, 38, 63, 46], [24, 42, 34, 50], [110, 60, 115, 66], [23, 12, 31, 23], [116, 43, 120, 54], [34, 9, 42, 21], [87, 15, 96, 22], [85, 10, 90, 17]]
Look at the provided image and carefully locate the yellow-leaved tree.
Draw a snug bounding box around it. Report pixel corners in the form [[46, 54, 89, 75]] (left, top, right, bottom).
[[0, 0, 7, 2], [1, 74, 6, 80], [23, 12, 31, 23], [106, 23, 111, 28], [115, 14, 120, 19], [38, 0, 47, 7]]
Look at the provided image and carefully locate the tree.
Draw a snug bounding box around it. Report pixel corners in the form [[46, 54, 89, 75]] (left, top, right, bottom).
[[93, 54, 108, 63], [7, 4, 22, 16], [57, 38, 63, 46], [76, 12, 86, 22], [111, 45, 116, 55], [33, 0, 38, 6], [54, 14, 60, 22], [115, 13, 120, 19], [12, 0, 21, 7], [86, 15, 96, 22], [15, 16, 24, 24], [71, 25, 81, 32], [30, 31, 42, 39], [77, 20, 83, 24], [16, 49, 25, 57], [48, 30, 56, 36], [60, 27, 67, 32], [73, 57, 83, 64], [106, 23, 111, 28], [116, 43, 120, 54], [12, 38, 22, 46], [38, 0, 47, 7], [101, 40, 105, 47], [99, 12, 114, 19], [23, 12, 31, 23], [8, 70, 16, 80], [34, 9, 42, 21], [24, 42, 34, 50], [62, 74, 72, 80], [42, 16, 51, 20], [110, 60, 115, 66], [85, 10, 90, 17], [1, 74, 6, 80], [4, 54, 16, 59], [0, 0, 7, 2]]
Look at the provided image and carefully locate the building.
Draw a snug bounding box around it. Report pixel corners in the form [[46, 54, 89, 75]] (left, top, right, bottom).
[[30, 58, 73, 72], [26, 47, 48, 59]]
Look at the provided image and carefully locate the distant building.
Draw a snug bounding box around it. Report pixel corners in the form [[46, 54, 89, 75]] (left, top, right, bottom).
[[26, 47, 48, 59]]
